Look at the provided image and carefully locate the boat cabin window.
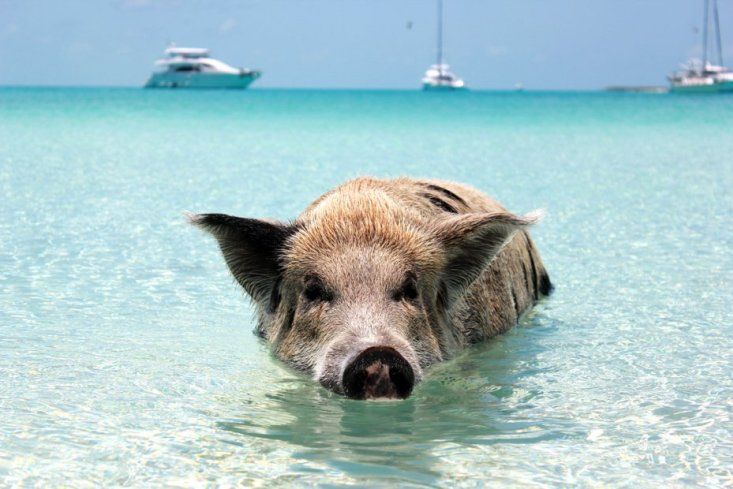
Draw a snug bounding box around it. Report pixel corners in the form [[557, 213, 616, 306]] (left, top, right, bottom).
[[174, 66, 201, 72]]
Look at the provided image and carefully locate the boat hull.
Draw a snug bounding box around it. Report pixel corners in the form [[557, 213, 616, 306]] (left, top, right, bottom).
[[670, 80, 733, 93], [144, 71, 261, 89], [422, 82, 467, 91]]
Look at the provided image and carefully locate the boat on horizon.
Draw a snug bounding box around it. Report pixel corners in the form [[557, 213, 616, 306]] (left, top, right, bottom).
[[422, 0, 466, 91], [144, 45, 261, 89], [668, 0, 733, 93]]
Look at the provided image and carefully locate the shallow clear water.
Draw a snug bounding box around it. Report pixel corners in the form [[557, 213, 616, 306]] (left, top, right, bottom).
[[1, 88, 732, 486]]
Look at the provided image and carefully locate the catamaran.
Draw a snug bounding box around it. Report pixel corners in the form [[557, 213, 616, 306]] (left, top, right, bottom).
[[422, 0, 466, 90], [144, 45, 261, 89], [668, 0, 733, 93]]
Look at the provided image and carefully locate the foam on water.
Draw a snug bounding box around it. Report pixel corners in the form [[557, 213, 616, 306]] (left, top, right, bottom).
[[1, 88, 731, 486]]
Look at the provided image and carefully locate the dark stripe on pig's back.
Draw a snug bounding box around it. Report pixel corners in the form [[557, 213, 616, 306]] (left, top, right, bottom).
[[415, 182, 468, 215], [424, 184, 468, 206], [418, 193, 459, 213], [411, 179, 507, 215]]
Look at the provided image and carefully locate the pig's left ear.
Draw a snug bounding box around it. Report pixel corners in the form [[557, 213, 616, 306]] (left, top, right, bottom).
[[434, 210, 541, 307], [187, 213, 296, 309]]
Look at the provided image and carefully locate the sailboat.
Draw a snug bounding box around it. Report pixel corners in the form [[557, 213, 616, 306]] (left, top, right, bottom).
[[422, 0, 466, 90], [668, 0, 733, 92]]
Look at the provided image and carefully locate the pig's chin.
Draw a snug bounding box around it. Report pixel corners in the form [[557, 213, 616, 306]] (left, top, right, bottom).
[[316, 341, 422, 400]]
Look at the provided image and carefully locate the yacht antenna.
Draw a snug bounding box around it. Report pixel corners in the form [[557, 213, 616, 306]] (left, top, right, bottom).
[[436, 0, 444, 70], [702, 0, 710, 69], [713, 0, 724, 66]]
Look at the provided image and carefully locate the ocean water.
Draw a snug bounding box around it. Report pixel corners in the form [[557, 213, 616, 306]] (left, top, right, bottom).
[[1, 87, 731, 487]]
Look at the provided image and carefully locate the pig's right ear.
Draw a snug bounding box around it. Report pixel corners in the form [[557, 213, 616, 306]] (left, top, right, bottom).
[[187, 213, 295, 307]]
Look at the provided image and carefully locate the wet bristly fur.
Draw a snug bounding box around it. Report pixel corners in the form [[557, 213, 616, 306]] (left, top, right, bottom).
[[191, 177, 552, 395]]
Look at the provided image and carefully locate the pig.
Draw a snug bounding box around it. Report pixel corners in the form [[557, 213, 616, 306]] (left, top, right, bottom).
[[189, 177, 552, 400]]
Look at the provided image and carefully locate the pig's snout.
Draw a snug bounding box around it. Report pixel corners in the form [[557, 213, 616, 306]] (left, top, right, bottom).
[[342, 346, 415, 400]]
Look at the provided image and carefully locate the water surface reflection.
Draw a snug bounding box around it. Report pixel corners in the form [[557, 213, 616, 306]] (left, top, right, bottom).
[[216, 312, 574, 483]]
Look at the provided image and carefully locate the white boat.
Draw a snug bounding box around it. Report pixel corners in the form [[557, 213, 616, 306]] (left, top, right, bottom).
[[422, 64, 466, 90], [422, 0, 466, 90], [669, 0, 733, 93], [668, 60, 732, 92], [144, 46, 261, 89]]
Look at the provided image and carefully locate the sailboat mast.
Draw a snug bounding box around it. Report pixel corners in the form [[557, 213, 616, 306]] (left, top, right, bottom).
[[713, 0, 724, 66], [702, 0, 710, 68], [436, 0, 444, 68]]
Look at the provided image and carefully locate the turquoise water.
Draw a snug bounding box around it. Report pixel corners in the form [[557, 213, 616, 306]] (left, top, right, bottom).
[[1, 88, 731, 486]]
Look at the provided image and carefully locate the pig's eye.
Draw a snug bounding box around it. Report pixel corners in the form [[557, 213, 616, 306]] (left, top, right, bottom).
[[303, 276, 333, 303], [392, 274, 419, 303]]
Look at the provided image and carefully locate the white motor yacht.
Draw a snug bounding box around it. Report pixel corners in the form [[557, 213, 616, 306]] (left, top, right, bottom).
[[422, 0, 466, 90], [669, 0, 733, 93], [144, 46, 261, 89]]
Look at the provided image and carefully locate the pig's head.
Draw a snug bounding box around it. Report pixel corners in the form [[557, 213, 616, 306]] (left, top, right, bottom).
[[189, 198, 535, 400]]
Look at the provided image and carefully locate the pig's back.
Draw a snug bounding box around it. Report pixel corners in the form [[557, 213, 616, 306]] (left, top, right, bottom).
[[301, 177, 503, 221]]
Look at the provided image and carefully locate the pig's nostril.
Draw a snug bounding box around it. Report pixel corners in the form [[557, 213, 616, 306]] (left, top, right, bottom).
[[342, 346, 415, 400]]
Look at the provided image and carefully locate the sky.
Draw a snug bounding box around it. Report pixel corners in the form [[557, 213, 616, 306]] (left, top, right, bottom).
[[1, 0, 732, 90]]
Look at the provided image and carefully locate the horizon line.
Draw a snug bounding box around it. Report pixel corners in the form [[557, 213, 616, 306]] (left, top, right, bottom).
[[0, 84, 664, 93]]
